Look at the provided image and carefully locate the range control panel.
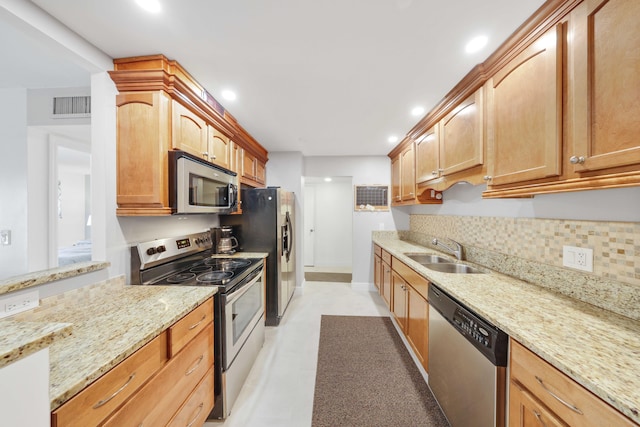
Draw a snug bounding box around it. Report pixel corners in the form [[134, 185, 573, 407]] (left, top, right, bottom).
[[136, 231, 213, 269], [453, 308, 493, 349]]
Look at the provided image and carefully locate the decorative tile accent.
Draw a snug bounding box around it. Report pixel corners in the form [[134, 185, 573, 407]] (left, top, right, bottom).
[[409, 215, 640, 287]]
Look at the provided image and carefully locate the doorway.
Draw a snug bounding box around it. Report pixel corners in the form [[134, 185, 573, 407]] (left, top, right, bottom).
[[303, 176, 352, 283]]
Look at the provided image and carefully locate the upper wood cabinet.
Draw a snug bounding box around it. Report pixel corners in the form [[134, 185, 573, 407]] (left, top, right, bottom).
[[400, 143, 416, 201], [415, 124, 440, 185], [440, 87, 484, 178], [391, 155, 401, 203], [208, 127, 231, 170], [115, 91, 172, 216], [486, 24, 563, 188], [172, 100, 209, 159], [570, 0, 640, 174], [109, 55, 268, 215]]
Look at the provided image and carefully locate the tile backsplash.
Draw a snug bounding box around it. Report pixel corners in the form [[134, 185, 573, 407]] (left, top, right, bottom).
[[409, 215, 640, 287], [402, 214, 640, 320]]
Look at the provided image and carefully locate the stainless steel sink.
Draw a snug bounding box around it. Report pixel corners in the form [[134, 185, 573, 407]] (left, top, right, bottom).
[[423, 263, 484, 274], [405, 253, 451, 264]]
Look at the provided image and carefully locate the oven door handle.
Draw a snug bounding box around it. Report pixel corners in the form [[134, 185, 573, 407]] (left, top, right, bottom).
[[226, 267, 263, 305]]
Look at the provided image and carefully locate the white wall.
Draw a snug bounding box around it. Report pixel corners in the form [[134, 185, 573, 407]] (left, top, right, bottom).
[[0, 88, 29, 279], [265, 151, 304, 288], [304, 179, 353, 268], [304, 156, 404, 287], [409, 182, 640, 222]]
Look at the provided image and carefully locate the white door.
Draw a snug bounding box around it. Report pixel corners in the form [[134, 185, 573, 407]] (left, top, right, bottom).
[[303, 185, 315, 266]]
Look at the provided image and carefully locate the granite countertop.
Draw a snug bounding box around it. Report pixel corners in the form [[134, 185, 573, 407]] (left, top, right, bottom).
[[373, 235, 640, 424], [1, 276, 216, 410]]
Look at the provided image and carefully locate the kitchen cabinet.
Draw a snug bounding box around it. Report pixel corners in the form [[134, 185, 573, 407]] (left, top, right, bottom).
[[373, 245, 382, 292], [391, 270, 408, 333], [109, 55, 268, 215], [415, 124, 440, 185], [114, 91, 173, 216], [51, 298, 214, 427], [391, 155, 401, 203], [391, 257, 429, 371], [509, 339, 636, 427], [440, 87, 484, 181], [380, 249, 392, 308], [569, 0, 640, 174], [485, 24, 563, 189], [400, 143, 416, 201]]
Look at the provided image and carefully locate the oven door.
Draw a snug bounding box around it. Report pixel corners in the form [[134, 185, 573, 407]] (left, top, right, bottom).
[[224, 266, 264, 370]]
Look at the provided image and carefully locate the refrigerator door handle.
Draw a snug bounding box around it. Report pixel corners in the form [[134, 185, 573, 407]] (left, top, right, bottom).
[[284, 211, 293, 262]]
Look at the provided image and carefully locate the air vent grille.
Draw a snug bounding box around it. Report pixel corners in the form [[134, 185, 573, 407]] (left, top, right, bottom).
[[52, 96, 91, 118]]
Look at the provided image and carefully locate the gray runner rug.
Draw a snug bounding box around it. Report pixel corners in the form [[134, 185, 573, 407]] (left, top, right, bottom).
[[312, 315, 449, 427]]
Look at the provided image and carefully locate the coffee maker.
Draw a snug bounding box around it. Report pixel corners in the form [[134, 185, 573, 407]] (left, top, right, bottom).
[[213, 226, 238, 254]]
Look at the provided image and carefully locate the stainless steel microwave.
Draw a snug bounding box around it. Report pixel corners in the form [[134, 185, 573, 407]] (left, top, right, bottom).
[[169, 150, 238, 214]]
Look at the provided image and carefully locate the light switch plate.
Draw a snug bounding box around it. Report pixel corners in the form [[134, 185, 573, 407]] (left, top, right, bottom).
[[562, 245, 593, 272]]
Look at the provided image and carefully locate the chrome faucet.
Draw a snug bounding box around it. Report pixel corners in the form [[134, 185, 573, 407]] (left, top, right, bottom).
[[432, 238, 463, 260]]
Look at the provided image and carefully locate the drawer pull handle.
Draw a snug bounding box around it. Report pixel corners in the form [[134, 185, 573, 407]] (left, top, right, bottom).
[[186, 354, 205, 376], [535, 376, 584, 415], [186, 403, 204, 427], [188, 314, 206, 330], [93, 373, 136, 409], [533, 410, 548, 427]]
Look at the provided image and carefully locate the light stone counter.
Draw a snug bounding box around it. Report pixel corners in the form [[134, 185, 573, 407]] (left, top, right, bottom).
[[3, 276, 216, 410], [373, 235, 640, 424], [0, 321, 71, 369]]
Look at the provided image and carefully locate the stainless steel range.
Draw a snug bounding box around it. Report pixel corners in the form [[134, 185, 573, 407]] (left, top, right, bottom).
[[130, 230, 265, 420]]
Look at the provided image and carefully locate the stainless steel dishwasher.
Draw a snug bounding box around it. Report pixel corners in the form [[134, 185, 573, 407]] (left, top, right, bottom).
[[428, 283, 509, 427]]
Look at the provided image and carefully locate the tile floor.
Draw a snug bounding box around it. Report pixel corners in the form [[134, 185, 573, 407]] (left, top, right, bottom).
[[205, 281, 389, 427]]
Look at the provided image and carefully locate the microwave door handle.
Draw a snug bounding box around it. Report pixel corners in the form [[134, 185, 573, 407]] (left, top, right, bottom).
[[228, 183, 235, 208]]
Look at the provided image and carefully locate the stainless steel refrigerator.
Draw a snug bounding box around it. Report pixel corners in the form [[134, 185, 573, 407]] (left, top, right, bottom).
[[220, 187, 296, 326]]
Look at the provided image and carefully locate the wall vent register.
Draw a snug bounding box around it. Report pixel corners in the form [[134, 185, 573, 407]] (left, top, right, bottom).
[[354, 185, 389, 211]]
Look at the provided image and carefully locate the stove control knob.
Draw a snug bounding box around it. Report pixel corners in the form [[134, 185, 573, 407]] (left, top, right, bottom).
[[156, 245, 167, 253], [146, 247, 157, 256]]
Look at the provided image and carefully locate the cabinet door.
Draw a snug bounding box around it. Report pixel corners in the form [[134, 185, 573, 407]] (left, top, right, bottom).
[[570, 0, 640, 172], [441, 87, 483, 176], [487, 24, 563, 186], [115, 91, 172, 214], [400, 144, 416, 201], [172, 101, 208, 160], [242, 150, 257, 181], [208, 126, 231, 169], [391, 271, 408, 332], [509, 381, 567, 427], [381, 261, 392, 308], [415, 124, 440, 184], [391, 155, 401, 204], [255, 160, 266, 185], [374, 254, 381, 291], [406, 286, 428, 371]]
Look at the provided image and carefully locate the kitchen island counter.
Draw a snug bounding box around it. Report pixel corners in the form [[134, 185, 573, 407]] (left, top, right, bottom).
[[1, 276, 216, 410], [373, 235, 640, 424]]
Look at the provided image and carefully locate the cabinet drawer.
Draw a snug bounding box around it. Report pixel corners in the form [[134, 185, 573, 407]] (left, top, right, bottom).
[[381, 249, 392, 265], [168, 365, 215, 427], [52, 332, 167, 427], [169, 297, 214, 357], [391, 257, 429, 300], [103, 322, 214, 427], [510, 339, 635, 427], [374, 244, 382, 257]]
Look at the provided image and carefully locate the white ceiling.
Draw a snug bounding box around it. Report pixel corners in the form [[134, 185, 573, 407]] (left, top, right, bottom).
[[12, 0, 546, 156]]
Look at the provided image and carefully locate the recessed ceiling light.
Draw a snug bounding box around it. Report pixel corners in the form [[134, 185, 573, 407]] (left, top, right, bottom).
[[221, 90, 237, 101], [465, 35, 488, 54], [324, 177, 332, 182], [388, 136, 398, 144], [135, 0, 162, 13], [411, 106, 425, 116]]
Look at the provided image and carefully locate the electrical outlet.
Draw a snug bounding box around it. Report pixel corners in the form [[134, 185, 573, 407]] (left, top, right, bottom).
[[562, 245, 593, 272], [0, 290, 39, 319]]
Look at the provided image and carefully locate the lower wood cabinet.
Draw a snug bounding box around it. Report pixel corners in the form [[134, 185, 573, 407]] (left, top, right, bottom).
[[509, 338, 636, 427], [380, 250, 392, 307], [391, 271, 408, 333], [51, 298, 215, 427]]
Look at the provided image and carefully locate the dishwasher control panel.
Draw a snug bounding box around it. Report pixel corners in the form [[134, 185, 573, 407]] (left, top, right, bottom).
[[453, 308, 493, 348]]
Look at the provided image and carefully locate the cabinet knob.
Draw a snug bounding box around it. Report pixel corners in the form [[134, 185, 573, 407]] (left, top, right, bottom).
[[570, 155, 586, 164], [202, 152, 209, 158], [483, 175, 492, 181], [438, 168, 444, 172], [211, 154, 217, 160], [431, 171, 438, 175]]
